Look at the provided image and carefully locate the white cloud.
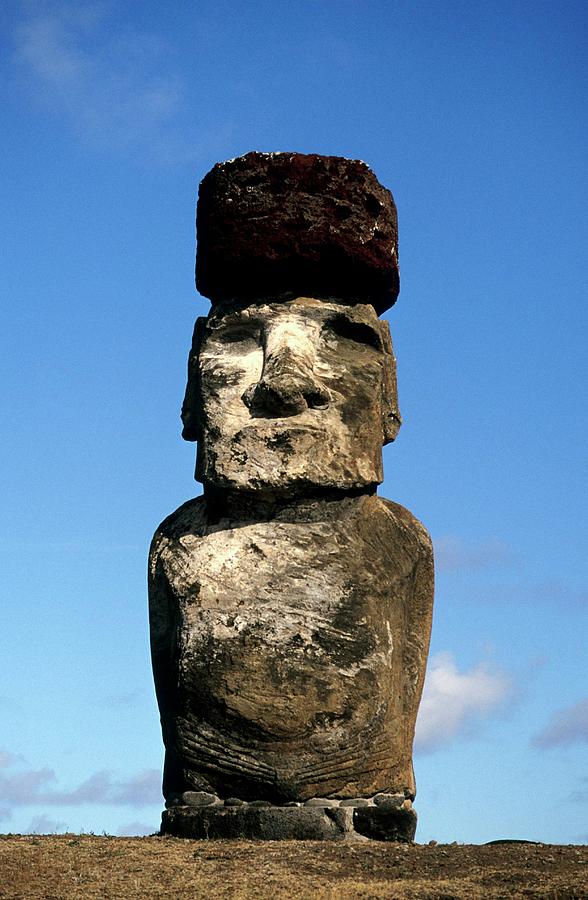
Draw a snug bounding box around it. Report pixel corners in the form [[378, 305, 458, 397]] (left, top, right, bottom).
[[102, 689, 144, 708], [527, 581, 588, 607], [452, 578, 588, 608], [569, 777, 588, 804], [0, 765, 57, 805], [0, 750, 24, 768], [415, 651, 512, 753], [109, 770, 162, 806], [12, 4, 194, 162], [434, 536, 516, 572], [0, 758, 162, 808], [26, 814, 68, 834], [533, 697, 588, 749]]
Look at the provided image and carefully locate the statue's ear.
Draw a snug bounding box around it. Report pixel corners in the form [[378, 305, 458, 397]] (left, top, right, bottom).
[[181, 317, 207, 442], [377, 319, 402, 444]]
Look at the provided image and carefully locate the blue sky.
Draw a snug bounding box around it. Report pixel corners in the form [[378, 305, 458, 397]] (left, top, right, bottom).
[[1, 0, 586, 842]]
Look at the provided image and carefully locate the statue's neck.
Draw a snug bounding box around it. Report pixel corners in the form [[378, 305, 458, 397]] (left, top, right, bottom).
[[202, 484, 376, 524]]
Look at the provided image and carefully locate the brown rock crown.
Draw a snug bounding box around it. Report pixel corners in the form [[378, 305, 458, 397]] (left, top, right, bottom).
[[196, 152, 399, 314]]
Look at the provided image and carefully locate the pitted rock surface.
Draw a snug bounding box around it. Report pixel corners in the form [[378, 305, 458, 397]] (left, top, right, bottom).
[[149, 151, 434, 841], [196, 152, 399, 313], [149, 492, 433, 803], [161, 804, 359, 841], [180, 298, 402, 493], [160, 800, 417, 842]]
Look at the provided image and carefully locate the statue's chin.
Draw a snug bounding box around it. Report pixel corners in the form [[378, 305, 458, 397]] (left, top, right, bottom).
[[199, 466, 382, 497], [197, 427, 383, 494]]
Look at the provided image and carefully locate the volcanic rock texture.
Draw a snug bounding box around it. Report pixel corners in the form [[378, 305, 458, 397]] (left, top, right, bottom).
[[149, 493, 433, 803], [196, 152, 399, 314], [149, 152, 434, 840]]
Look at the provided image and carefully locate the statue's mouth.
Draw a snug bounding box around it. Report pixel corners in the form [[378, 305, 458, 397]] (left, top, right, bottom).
[[236, 422, 327, 442]]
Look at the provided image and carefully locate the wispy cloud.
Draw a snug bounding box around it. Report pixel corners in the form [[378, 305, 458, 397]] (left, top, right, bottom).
[[102, 689, 145, 708], [0, 756, 162, 809], [415, 651, 512, 753], [0, 750, 24, 768], [526, 581, 588, 607], [12, 3, 198, 162], [108, 770, 162, 806], [0, 764, 55, 805], [437, 566, 588, 608], [569, 777, 588, 804], [533, 697, 588, 749], [117, 820, 157, 836], [434, 535, 517, 572], [27, 814, 68, 834], [0, 538, 142, 555]]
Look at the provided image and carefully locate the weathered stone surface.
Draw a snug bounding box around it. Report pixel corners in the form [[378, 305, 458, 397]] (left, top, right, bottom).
[[373, 792, 405, 809], [182, 790, 220, 807], [161, 805, 360, 841], [304, 798, 340, 808], [181, 298, 402, 494], [161, 804, 414, 842], [149, 152, 434, 841], [149, 492, 433, 804], [353, 805, 417, 842], [196, 152, 399, 314]]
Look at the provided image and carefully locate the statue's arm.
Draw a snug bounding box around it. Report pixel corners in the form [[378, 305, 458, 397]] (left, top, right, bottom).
[[378, 497, 434, 733], [148, 535, 179, 729], [148, 497, 207, 720], [403, 527, 434, 714]]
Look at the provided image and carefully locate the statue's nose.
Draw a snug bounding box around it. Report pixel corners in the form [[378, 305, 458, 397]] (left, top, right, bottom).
[[243, 372, 330, 417], [242, 325, 330, 418]]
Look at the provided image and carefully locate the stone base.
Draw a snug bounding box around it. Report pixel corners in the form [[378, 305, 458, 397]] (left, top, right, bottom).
[[161, 804, 417, 843]]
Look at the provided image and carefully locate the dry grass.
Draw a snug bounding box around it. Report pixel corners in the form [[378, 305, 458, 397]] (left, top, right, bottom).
[[0, 834, 586, 899]]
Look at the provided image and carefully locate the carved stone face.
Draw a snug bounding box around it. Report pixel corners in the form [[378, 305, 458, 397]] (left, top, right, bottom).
[[182, 297, 400, 494]]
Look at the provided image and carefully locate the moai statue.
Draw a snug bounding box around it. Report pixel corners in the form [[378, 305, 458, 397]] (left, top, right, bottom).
[[149, 152, 434, 841]]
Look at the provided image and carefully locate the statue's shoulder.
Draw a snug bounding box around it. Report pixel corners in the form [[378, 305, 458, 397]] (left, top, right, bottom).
[[363, 494, 433, 559], [149, 496, 208, 558]]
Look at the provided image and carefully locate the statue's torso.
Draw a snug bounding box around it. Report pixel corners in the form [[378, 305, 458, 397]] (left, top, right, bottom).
[[149, 493, 434, 802]]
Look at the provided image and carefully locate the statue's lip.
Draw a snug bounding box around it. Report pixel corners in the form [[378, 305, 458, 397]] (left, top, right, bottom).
[[237, 421, 328, 436]]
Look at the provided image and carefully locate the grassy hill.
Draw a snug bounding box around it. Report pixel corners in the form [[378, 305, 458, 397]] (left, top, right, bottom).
[[0, 834, 586, 898]]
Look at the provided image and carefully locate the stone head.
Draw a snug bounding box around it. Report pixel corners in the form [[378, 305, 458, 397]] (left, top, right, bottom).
[[181, 296, 400, 495]]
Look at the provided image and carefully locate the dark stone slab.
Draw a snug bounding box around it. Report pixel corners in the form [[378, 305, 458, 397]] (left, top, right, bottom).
[[196, 152, 399, 314], [373, 792, 405, 809], [161, 805, 356, 841], [161, 804, 417, 842], [353, 805, 417, 842], [182, 790, 220, 807]]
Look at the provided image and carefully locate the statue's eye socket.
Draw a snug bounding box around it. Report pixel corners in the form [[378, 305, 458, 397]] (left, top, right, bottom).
[[214, 325, 261, 345], [322, 316, 382, 350]]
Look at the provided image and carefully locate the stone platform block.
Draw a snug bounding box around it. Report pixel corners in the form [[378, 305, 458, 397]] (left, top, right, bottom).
[[160, 803, 417, 842], [354, 805, 417, 842]]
